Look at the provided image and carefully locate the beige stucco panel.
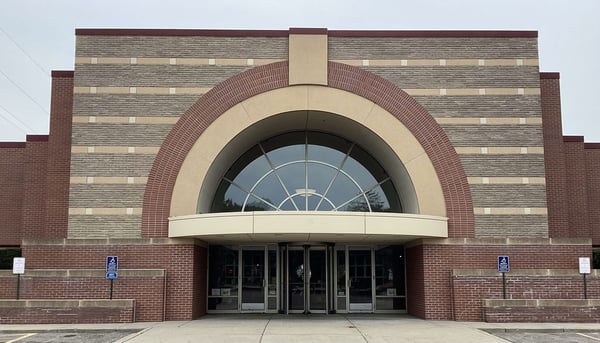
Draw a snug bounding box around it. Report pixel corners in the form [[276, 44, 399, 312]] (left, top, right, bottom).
[[169, 213, 253, 237], [241, 86, 308, 123], [306, 86, 375, 123], [366, 213, 447, 237], [253, 212, 365, 235], [403, 153, 446, 217], [289, 34, 327, 85], [171, 103, 251, 216]]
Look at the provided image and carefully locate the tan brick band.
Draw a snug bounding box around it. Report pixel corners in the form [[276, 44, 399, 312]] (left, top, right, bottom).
[[73, 86, 540, 96], [473, 207, 547, 215], [69, 208, 143, 215], [76, 56, 538, 67]]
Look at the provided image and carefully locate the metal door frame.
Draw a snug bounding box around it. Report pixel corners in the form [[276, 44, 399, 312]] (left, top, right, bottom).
[[346, 246, 375, 313], [286, 244, 328, 314], [239, 246, 268, 313]]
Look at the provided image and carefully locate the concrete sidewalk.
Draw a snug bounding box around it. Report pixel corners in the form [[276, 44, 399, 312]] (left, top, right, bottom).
[[2, 314, 600, 343]]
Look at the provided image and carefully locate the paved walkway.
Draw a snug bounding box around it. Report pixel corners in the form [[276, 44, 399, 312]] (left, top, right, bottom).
[[2, 314, 600, 343]]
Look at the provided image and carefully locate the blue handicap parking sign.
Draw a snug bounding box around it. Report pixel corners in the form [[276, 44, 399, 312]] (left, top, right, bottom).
[[106, 256, 118, 279], [498, 255, 509, 273]]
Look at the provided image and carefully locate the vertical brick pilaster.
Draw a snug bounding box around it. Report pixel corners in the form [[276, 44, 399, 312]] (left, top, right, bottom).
[[585, 145, 600, 245], [563, 138, 590, 238], [45, 71, 73, 239], [540, 73, 570, 237], [0, 144, 26, 245], [21, 136, 49, 239]]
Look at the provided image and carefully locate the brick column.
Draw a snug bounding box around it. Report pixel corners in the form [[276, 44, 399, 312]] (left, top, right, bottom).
[[45, 71, 73, 239], [540, 73, 570, 237]]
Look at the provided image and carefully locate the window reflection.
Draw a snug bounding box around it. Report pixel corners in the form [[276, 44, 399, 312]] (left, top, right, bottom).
[[210, 131, 401, 213]]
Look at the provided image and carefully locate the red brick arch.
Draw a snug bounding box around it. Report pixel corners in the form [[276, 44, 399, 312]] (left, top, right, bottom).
[[141, 61, 474, 238]]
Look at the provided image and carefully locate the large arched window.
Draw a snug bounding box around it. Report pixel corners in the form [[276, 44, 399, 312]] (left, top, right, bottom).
[[211, 131, 402, 213]]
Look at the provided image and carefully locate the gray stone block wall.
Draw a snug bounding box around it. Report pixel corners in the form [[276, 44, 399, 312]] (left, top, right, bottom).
[[328, 37, 538, 59], [69, 33, 548, 239], [72, 123, 173, 146], [76, 35, 289, 58], [73, 94, 198, 117], [414, 95, 542, 118]]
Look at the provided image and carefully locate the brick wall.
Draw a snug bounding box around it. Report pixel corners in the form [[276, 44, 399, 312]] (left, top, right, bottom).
[[483, 299, 600, 323], [45, 71, 73, 239], [21, 136, 49, 240], [405, 239, 591, 320], [0, 299, 135, 324], [0, 144, 25, 246], [453, 272, 600, 321], [586, 146, 600, 245], [21, 239, 206, 320], [0, 270, 164, 322]]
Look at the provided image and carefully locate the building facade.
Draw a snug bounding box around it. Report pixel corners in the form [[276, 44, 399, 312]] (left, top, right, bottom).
[[1, 28, 599, 323]]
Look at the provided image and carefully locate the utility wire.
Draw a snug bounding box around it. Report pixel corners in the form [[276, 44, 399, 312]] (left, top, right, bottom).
[[0, 103, 33, 133], [0, 26, 50, 77], [0, 68, 49, 115]]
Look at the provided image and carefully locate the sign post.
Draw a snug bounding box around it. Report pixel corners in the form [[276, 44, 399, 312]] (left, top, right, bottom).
[[497, 256, 510, 299], [106, 256, 118, 300], [579, 257, 591, 299], [12, 257, 25, 300]]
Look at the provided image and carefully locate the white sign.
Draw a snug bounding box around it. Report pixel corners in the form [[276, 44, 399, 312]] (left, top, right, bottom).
[[12, 257, 25, 274], [579, 257, 591, 274]]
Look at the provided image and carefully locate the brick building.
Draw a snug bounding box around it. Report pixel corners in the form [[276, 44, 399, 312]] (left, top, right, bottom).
[[1, 28, 599, 323]]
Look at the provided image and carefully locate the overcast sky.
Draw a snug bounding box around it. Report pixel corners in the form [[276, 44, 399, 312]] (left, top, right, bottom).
[[0, 0, 599, 141]]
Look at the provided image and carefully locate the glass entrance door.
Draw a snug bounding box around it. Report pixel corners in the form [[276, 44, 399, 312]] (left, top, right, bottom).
[[287, 246, 327, 313], [348, 249, 373, 312], [241, 247, 266, 311]]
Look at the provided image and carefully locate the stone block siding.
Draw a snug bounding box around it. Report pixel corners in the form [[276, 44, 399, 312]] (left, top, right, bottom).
[[71, 123, 173, 146], [328, 37, 539, 59], [76, 35, 289, 58], [460, 155, 545, 177], [74, 64, 252, 87], [415, 95, 542, 118], [475, 215, 548, 237], [69, 33, 547, 239], [364, 66, 540, 89], [73, 94, 198, 117], [69, 184, 145, 208], [470, 184, 547, 207], [68, 216, 141, 238], [70, 154, 155, 177], [0, 300, 135, 324]]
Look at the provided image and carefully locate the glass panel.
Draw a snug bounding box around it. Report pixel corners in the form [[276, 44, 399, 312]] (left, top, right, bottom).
[[241, 248, 265, 310], [375, 246, 405, 297], [245, 194, 276, 211], [366, 186, 391, 213], [268, 247, 277, 310], [211, 182, 247, 212], [230, 150, 271, 189], [288, 249, 304, 311], [349, 250, 372, 311], [267, 144, 304, 167], [309, 249, 326, 311], [253, 173, 287, 209], [342, 156, 378, 191], [376, 297, 406, 310], [307, 162, 337, 197], [278, 163, 307, 210], [337, 297, 347, 311], [208, 245, 238, 310], [329, 174, 362, 210], [210, 131, 402, 213]]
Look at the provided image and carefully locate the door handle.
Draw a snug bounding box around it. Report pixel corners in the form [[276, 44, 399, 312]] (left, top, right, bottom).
[[262, 279, 265, 288]]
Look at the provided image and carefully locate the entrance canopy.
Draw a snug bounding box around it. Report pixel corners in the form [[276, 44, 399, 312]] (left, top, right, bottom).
[[169, 211, 447, 243]]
